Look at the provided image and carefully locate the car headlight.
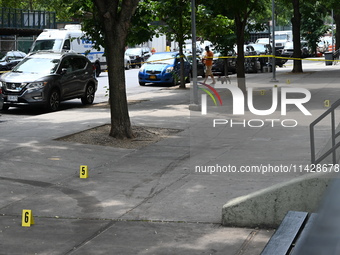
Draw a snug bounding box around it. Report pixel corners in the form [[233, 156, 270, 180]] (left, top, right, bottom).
[[166, 66, 173, 73], [26, 82, 47, 90]]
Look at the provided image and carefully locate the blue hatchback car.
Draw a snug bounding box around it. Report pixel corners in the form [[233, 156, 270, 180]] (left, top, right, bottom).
[[138, 52, 191, 86]]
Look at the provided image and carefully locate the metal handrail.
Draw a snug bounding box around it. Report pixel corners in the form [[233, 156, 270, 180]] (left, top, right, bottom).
[[310, 98, 340, 164]]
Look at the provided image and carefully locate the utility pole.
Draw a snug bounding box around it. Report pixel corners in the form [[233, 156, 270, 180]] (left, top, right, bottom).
[[191, 0, 199, 106], [270, 0, 278, 82]]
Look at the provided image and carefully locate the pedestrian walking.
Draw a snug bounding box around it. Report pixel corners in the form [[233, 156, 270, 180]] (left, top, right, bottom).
[[202, 46, 216, 85]]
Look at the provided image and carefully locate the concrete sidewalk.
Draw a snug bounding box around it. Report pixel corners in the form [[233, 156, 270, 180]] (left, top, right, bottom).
[[0, 59, 339, 254]]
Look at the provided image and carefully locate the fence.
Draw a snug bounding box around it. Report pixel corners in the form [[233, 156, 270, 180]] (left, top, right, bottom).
[[0, 7, 56, 29], [0, 35, 36, 53]]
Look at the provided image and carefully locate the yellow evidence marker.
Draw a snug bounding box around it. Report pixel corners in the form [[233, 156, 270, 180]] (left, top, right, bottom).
[[324, 100, 330, 108], [260, 90, 266, 96], [80, 165, 88, 178], [22, 210, 35, 227]]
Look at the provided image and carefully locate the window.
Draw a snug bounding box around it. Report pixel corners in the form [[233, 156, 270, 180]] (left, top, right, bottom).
[[14, 57, 59, 74], [71, 57, 87, 71], [60, 58, 73, 73], [32, 39, 63, 51], [63, 40, 70, 50]]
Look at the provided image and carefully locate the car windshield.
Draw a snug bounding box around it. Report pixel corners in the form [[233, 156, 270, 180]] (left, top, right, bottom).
[[31, 39, 63, 52], [257, 38, 269, 44], [275, 34, 288, 40], [146, 53, 177, 64], [284, 42, 294, 49], [12, 57, 60, 74], [250, 44, 265, 52], [125, 48, 141, 55]]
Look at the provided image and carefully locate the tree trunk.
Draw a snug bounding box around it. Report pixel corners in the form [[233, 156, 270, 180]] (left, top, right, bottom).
[[177, 11, 186, 89], [334, 13, 340, 51], [94, 0, 138, 139], [106, 31, 134, 139], [178, 41, 186, 89], [235, 16, 246, 94], [291, 0, 303, 73]]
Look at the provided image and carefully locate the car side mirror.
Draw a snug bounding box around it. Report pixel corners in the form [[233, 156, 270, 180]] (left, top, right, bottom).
[[60, 68, 67, 75]]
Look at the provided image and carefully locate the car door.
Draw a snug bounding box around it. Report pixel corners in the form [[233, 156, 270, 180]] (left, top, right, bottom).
[[174, 54, 190, 79], [0, 92, 3, 110], [173, 54, 181, 77], [69, 56, 89, 95], [58, 56, 80, 98], [183, 55, 191, 77]]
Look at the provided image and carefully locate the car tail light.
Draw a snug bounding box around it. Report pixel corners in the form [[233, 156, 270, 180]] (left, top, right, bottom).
[[0, 87, 2, 94]]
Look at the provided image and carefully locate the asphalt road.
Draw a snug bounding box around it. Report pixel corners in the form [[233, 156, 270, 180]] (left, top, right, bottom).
[[95, 68, 173, 102], [0, 68, 165, 121], [0, 59, 321, 121]]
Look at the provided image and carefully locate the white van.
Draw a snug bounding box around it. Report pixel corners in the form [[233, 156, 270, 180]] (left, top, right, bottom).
[[274, 31, 293, 49], [255, 31, 292, 49], [30, 24, 106, 76]]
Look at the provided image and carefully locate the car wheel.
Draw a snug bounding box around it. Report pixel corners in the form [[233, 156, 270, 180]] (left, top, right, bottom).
[[139, 82, 146, 86], [46, 89, 60, 112], [168, 77, 177, 86], [253, 62, 258, 73], [81, 83, 95, 105]]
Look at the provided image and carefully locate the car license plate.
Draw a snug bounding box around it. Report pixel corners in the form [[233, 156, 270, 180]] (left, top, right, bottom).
[[8, 95, 18, 102], [149, 75, 156, 79]]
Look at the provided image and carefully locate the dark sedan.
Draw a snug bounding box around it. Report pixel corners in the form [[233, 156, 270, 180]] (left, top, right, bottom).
[[0, 51, 27, 71], [186, 54, 205, 78]]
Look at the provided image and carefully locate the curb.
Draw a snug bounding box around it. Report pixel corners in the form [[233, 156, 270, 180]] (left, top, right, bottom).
[[222, 172, 334, 228]]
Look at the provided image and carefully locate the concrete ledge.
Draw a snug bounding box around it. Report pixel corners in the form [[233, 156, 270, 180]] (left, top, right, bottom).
[[222, 173, 334, 228]]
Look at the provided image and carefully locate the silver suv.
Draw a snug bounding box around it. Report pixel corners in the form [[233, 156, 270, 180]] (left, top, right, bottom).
[[0, 52, 97, 111]]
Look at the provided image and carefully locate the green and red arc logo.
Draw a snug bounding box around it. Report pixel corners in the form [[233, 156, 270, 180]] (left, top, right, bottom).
[[199, 82, 223, 106]]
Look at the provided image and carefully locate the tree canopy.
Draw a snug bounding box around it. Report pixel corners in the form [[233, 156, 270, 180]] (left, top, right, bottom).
[[300, 0, 329, 55], [201, 0, 269, 92]]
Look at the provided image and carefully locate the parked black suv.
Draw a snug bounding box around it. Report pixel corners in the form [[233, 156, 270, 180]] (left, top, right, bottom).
[[0, 52, 97, 111]]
